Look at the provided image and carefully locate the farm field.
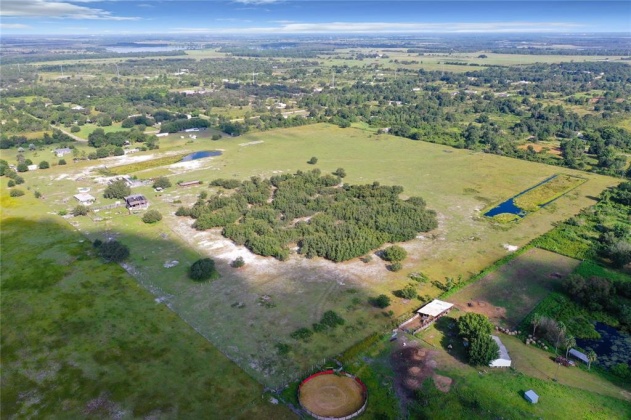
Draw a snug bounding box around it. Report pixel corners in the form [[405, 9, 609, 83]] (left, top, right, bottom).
[[0, 191, 293, 419], [448, 248, 581, 327], [18, 123, 622, 388]]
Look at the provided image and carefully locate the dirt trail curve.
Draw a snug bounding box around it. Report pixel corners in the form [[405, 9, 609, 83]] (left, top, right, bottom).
[[55, 126, 87, 142]]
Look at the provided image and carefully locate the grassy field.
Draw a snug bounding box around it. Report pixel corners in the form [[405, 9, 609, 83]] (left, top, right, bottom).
[[513, 174, 587, 212], [419, 315, 631, 408], [16, 123, 620, 387], [448, 248, 581, 327], [0, 191, 293, 418], [76, 122, 129, 140]]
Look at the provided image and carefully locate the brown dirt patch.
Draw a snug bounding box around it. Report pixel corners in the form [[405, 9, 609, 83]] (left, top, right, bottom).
[[299, 374, 365, 418], [518, 143, 562, 156], [432, 374, 453, 393], [391, 341, 450, 400], [455, 300, 508, 325]]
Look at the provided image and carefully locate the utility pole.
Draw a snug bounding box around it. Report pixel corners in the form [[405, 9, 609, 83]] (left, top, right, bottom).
[[60, 65, 64, 77]]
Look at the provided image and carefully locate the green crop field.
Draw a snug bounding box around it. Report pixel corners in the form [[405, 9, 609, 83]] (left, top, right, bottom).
[[17, 123, 620, 387], [0, 191, 293, 419]]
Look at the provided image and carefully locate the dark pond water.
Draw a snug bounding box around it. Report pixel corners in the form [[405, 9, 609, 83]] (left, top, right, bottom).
[[181, 150, 222, 161], [484, 174, 558, 218], [576, 322, 631, 368]]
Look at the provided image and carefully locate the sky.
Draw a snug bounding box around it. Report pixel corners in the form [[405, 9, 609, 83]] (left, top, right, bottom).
[[0, 1, 629, 36]]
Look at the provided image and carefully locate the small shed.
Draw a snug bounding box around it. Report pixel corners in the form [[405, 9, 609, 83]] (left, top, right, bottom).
[[524, 390, 539, 404], [124, 194, 148, 210], [489, 335, 512, 368], [74, 193, 95, 205], [569, 348, 589, 364]]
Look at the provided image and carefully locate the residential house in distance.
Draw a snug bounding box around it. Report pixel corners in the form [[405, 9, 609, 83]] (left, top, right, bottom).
[[54, 147, 73, 157], [124, 194, 148, 211], [74, 193, 96, 205]]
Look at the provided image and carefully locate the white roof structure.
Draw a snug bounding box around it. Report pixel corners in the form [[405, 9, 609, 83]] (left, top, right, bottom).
[[569, 348, 589, 364], [74, 193, 95, 203], [417, 299, 454, 317], [524, 390, 539, 404], [489, 335, 512, 367]]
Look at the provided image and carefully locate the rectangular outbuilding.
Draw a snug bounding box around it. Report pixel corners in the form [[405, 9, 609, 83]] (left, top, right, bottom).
[[489, 335, 512, 368], [74, 193, 95, 205], [524, 390, 539, 404]]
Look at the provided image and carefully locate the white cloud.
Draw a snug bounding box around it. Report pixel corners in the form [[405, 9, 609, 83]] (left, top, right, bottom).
[[0, 23, 32, 29], [0, 0, 139, 20], [233, 0, 281, 5], [172, 20, 584, 34]]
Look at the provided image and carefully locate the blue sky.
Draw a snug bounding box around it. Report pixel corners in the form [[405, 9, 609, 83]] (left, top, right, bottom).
[[1, 1, 629, 35]]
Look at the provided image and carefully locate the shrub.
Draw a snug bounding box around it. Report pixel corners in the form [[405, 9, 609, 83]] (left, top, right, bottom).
[[72, 205, 89, 216], [58, 210, 68, 216], [58, 159, 67, 165], [382, 245, 407, 262], [231, 256, 245, 268], [389, 262, 403, 272], [189, 258, 220, 281], [10, 189, 25, 197], [8, 180, 15, 187], [14, 176, 24, 185], [290, 327, 313, 341], [211, 134, 222, 140], [98, 240, 130, 262], [142, 209, 163, 224], [320, 310, 345, 328], [16, 163, 28, 172], [395, 283, 417, 299], [333, 168, 346, 178], [275, 343, 291, 355], [34, 191, 42, 198], [93, 239, 103, 248], [103, 179, 131, 199], [307, 156, 318, 164], [38, 161, 50, 169], [152, 176, 172, 190], [370, 294, 391, 308], [70, 125, 80, 133]]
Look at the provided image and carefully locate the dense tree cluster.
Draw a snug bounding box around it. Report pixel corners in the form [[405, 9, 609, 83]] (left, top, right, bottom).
[[457, 313, 499, 366], [103, 180, 131, 199], [176, 170, 437, 262]]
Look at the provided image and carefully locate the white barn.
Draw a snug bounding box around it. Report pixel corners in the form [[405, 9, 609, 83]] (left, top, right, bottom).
[[489, 335, 512, 368]]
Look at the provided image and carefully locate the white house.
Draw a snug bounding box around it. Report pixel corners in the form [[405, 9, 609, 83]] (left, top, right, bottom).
[[74, 193, 95, 205], [156, 133, 169, 137], [489, 335, 512, 368]]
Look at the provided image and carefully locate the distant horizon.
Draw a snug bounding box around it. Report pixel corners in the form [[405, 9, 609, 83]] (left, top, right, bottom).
[[1, 1, 629, 36]]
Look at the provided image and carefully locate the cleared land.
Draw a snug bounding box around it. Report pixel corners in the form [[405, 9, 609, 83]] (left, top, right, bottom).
[[0, 192, 293, 419], [299, 374, 365, 418], [448, 248, 581, 327], [20, 123, 620, 387]]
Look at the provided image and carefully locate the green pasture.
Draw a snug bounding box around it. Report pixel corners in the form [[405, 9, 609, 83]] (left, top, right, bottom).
[[419, 318, 630, 410], [0, 191, 293, 419], [448, 248, 581, 327], [76, 122, 129, 140], [16, 123, 619, 387]]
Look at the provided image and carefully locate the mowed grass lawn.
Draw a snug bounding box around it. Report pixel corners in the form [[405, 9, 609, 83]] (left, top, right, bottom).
[[0, 192, 293, 419], [448, 248, 581, 327], [20, 123, 620, 387]]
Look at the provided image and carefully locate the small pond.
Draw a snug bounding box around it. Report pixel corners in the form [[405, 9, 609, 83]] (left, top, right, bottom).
[[484, 175, 557, 218], [576, 322, 631, 368], [181, 150, 222, 161]]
